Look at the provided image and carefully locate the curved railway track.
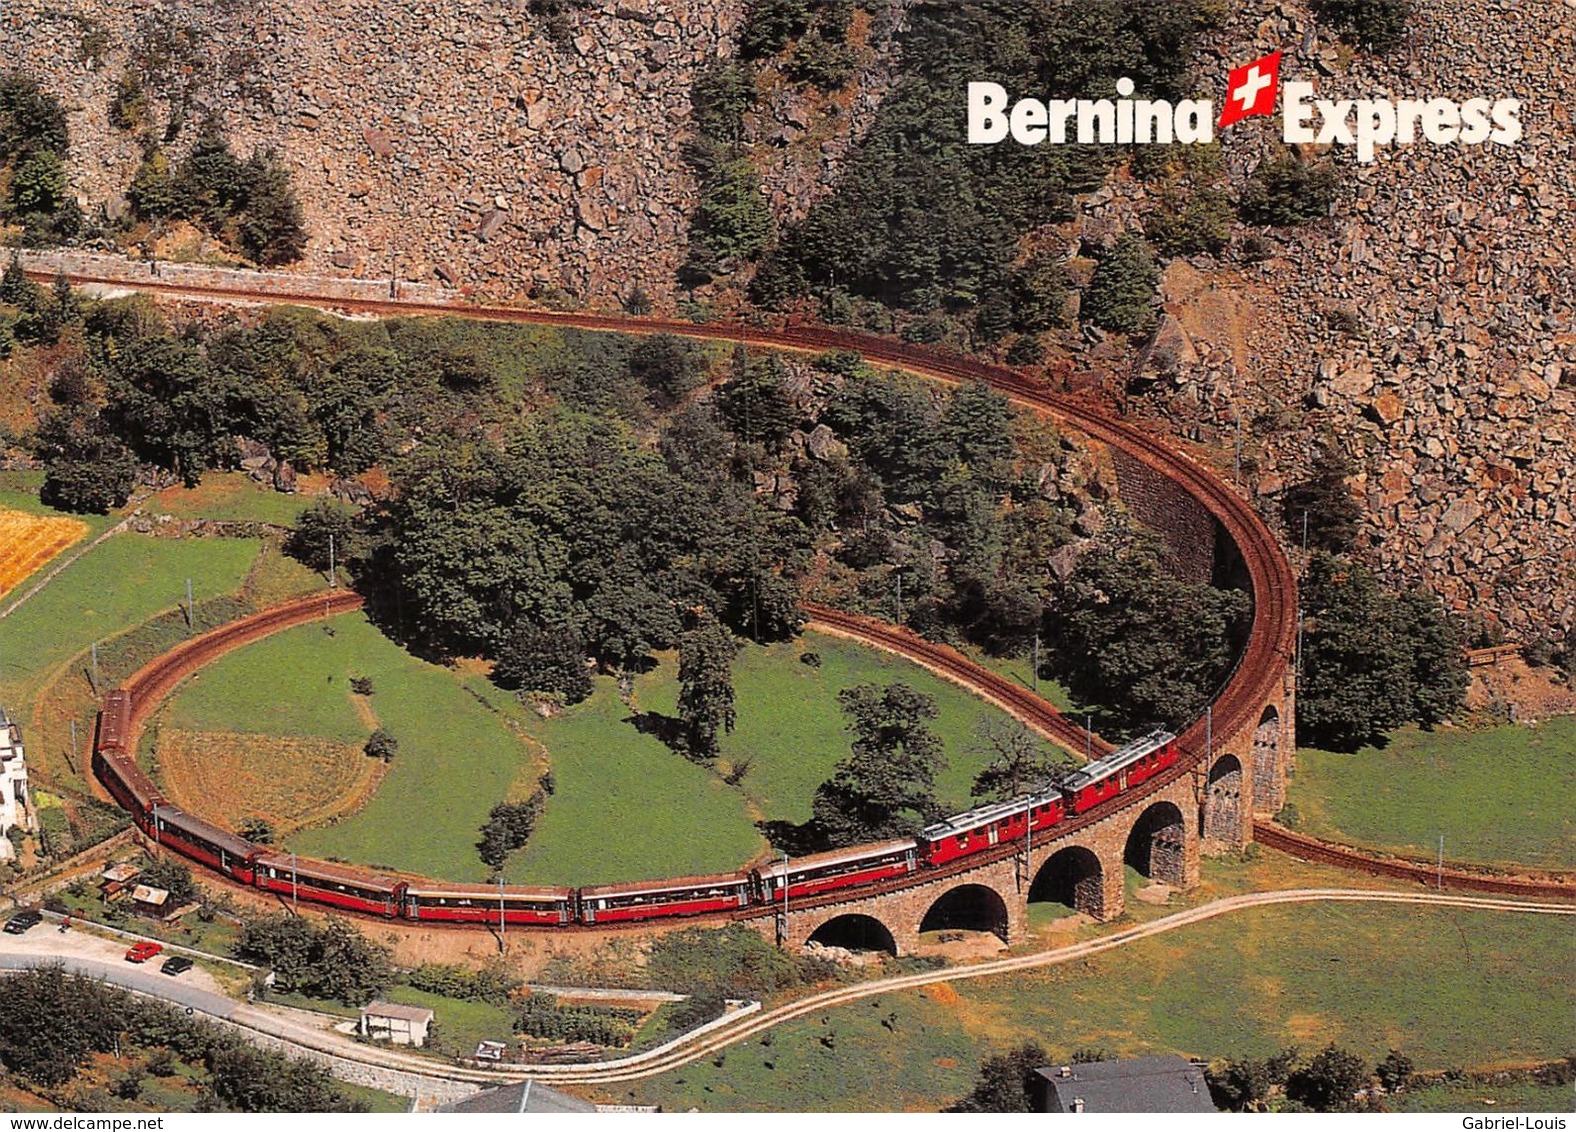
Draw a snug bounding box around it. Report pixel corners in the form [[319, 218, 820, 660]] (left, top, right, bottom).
[[804, 604, 1111, 758], [1252, 823, 1576, 900], [115, 589, 365, 749], [64, 266, 1306, 911]]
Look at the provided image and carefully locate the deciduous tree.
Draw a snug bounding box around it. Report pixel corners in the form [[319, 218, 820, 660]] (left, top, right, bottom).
[[969, 718, 1066, 801], [812, 682, 945, 845], [1043, 525, 1249, 736], [677, 613, 739, 761], [948, 1042, 1051, 1112]]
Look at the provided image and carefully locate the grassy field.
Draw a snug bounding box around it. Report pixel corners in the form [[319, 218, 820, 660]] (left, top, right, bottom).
[[1287, 719, 1576, 869], [1388, 1081, 1576, 1112], [154, 620, 1057, 885], [632, 631, 1072, 825], [381, 985, 516, 1057], [0, 536, 263, 697], [609, 902, 1576, 1112], [507, 676, 767, 885], [963, 646, 1078, 716], [147, 473, 337, 527], [0, 535, 272, 789], [160, 615, 534, 882]]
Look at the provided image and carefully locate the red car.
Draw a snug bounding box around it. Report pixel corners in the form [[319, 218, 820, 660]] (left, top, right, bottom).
[[125, 941, 163, 963]]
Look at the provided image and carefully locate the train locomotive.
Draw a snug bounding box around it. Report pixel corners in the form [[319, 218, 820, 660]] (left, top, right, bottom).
[[92, 688, 1178, 928]]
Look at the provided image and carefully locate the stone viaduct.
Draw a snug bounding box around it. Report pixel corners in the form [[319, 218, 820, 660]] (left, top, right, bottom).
[[747, 696, 1289, 956]]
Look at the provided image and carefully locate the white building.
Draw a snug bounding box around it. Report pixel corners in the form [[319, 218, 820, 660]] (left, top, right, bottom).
[[0, 709, 33, 860], [359, 1001, 435, 1047]]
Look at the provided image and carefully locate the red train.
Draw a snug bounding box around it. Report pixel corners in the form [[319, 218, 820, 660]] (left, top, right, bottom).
[[92, 682, 1179, 928]]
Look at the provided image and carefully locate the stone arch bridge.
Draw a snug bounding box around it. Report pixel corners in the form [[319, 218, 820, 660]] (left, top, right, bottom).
[[743, 710, 1287, 956]]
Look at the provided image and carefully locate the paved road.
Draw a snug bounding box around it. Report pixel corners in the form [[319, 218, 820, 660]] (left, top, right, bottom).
[[0, 926, 474, 1102], [0, 951, 239, 1016]]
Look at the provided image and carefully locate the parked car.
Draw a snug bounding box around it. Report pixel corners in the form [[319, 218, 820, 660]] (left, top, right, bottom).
[[3, 910, 41, 935], [125, 941, 163, 963], [159, 955, 193, 977]]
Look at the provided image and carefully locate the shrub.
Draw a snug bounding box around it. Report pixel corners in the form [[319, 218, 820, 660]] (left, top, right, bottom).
[[1082, 234, 1160, 337], [476, 790, 546, 868], [0, 72, 69, 160], [1312, 0, 1410, 51], [364, 728, 397, 762], [514, 994, 640, 1046], [407, 962, 520, 1005], [492, 624, 592, 704], [666, 988, 727, 1033], [108, 71, 149, 133], [1146, 183, 1233, 257], [237, 817, 275, 845], [1239, 157, 1339, 226]]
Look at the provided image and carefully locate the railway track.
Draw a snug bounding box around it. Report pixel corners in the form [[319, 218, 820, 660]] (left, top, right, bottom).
[[1252, 823, 1576, 900], [116, 589, 365, 749], [803, 604, 1111, 758], [68, 264, 1305, 912]]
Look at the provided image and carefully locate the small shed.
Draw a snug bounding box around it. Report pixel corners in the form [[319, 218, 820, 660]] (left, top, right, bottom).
[[359, 1001, 434, 1047], [130, 884, 169, 915]]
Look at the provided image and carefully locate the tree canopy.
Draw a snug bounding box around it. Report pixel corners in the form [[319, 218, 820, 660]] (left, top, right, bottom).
[[1043, 523, 1250, 737], [752, 0, 1218, 338], [1298, 554, 1466, 750], [237, 915, 392, 1005], [812, 682, 946, 846], [677, 613, 739, 761]]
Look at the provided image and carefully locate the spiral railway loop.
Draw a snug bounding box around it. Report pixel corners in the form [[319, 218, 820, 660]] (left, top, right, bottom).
[[59, 266, 1305, 903]]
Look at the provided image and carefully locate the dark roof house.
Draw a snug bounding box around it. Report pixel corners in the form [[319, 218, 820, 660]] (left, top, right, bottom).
[[1033, 1056, 1217, 1113]]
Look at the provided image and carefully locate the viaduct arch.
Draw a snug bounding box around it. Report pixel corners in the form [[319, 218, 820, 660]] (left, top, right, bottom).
[[766, 773, 1202, 955]]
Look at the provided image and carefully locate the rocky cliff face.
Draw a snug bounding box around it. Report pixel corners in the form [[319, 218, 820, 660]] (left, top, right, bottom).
[[1083, 0, 1573, 642], [1, 0, 740, 302]]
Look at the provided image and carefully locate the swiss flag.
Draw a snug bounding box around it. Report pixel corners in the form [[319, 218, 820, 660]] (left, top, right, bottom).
[[1218, 51, 1283, 128]]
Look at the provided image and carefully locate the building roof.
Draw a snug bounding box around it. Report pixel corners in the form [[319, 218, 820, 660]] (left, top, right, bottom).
[[438, 1080, 598, 1114], [102, 863, 142, 883], [130, 885, 169, 906], [1035, 1056, 1216, 1113], [361, 1001, 435, 1024], [580, 870, 747, 898]]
